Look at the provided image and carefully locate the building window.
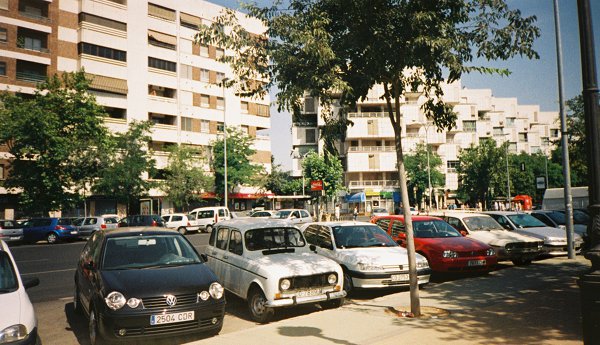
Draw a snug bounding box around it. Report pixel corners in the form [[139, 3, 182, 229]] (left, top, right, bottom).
[[148, 3, 175, 21], [241, 125, 249, 135], [148, 85, 176, 98], [217, 97, 224, 110], [462, 120, 476, 132], [181, 117, 193, 131], [79, 13, 127, 32], [0, 0, 7, 10], [201, 120, 209, 133], [257, 104, 269, 117], [78, 42, 126, 62], [217, 122, 224, 133], [550, 129, 560, 137], [304, 97, 316, 113], [493, 127, 503, 136], [0, 28, 6, 43], [200, 45, 209, 57], [148, 57, 176, 72], [305, 129, 316, 143], [200, 69, 210, 82], [447, 160, 459, 173], [0, 61, 6, 76], [200, 95, 210, 108], [215, 48, 225, 59], [518, 133, 528, 142], [181, 64, 192, 79], [505, 117, 515, 127], [148, 30, 176, 50], [216, 72, 225, 84], [241, 101, 248, 113], [0, 164, 4, 180]]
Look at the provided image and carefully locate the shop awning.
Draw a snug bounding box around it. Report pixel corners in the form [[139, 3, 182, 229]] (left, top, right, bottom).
[[345, 192, 366, 203]]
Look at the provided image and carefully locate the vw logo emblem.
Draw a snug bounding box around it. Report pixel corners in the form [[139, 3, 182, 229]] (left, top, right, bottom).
[[165, 295, 177, 307]]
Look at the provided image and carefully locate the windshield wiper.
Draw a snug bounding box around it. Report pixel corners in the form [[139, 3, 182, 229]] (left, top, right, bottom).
[[262, 248, 295, 255]]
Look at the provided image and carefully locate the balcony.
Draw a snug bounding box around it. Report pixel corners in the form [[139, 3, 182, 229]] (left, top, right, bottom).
[[348, 112, 387, 118], [348, 180, 398, 188], [348, 146, 394, 152], [16, 60, 47, 83], [17, 28, 49, 53], [18, 0, 50, 22]]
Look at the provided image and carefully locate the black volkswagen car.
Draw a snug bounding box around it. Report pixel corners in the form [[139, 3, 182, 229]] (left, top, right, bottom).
[[74, 228, 225, 344]]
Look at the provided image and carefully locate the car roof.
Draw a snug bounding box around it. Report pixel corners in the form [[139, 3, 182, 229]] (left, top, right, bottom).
[[429, 211, 492, 219], [302, 221, 378, 227], [372, 215, 443, 221], [102, 227, 178, 238], [484, 211, 527, 215], [216, 218, 299, 232]]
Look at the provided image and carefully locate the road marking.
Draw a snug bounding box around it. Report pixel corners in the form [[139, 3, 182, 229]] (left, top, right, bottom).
[[21, 268, 76, 276]]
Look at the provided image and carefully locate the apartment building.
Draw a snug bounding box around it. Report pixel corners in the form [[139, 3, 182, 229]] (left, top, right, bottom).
[[291, 81, 560, 213], [0, 0, 271, 218]]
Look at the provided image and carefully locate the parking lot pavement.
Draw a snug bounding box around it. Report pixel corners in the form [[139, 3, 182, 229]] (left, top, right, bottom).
[[188, 256, 589, 345]]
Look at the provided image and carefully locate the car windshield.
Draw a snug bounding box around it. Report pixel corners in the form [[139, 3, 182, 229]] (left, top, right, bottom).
[[544, 212, 567, 225], [507, 214, 547, 228], [463, 216, 504, 231], [414, 220, 462, 238], [0, 252, 18, 293], [245, 227, 306, 251], [273, 210, 292, 219], [101, 235, 202, 270], [332, 225, 397, 248]]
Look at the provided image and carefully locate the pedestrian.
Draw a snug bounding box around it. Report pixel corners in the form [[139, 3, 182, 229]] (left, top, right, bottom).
[[353, 206, 358, 221], [335, 204, 340, 221]]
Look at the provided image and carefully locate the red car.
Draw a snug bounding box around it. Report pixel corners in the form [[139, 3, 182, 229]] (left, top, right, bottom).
[[371, 215, 497, 273]]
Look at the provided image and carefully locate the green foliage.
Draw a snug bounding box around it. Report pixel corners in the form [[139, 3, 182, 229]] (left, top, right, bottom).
[[457, 139, 506, 206], [511, 152, 563, 203], [551, 95, 588, 187], [405, 143, 445, 207], [301, 151, 345, 197], [264, 160, 303, 196], [161, 145, 213, 212], [0, 70, 110, 215], [92, 121, 156, 213], [211, 128, 264, 198]]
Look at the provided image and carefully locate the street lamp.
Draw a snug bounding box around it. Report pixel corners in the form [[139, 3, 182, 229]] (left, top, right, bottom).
[[416, 121, 433, 211], [504, 133, 511, 209], [222, 79, 228, 209]]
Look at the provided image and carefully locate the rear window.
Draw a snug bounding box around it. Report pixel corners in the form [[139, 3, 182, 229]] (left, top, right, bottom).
[[0, 220, 16, 228], [58, 218, 73, 226], [105, 217, 118, 224]]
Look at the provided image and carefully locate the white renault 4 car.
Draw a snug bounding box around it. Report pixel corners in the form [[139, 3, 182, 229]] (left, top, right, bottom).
[[205, 218, 346, 323], [0, 240, 40, 344], [300, 221, 430, 292]]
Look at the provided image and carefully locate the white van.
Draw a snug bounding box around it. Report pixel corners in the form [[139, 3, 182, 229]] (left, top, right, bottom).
[[188, 206, 231, 233]]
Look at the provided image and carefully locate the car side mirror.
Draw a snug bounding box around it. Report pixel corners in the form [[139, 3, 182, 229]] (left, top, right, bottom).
[[84, 261, 95, 270], [309, 244, 317, 252], [22, 277, 39, 289], [200, 253, 208, 262]]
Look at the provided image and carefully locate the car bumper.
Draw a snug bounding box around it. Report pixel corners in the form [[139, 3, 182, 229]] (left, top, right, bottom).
[[267, 289, 346, 308], [496, 247, 543, 261], [0, 234, 24, 243], [429, 256, 497, 273], [56, 229, 80, 239], [542, 242, 583, 256], [349, 268, 431, 288], [98, 300, 225, 340]]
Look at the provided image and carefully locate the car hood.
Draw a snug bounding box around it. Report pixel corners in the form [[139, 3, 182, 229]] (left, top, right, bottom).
[[100, 264, 218, 297], [515, 226, 581, 241], [469, 230, 541, 246], [417, 236, 490, 251], [253, 252, 341, 277], [0, 289, 35, 331], [335, 246, 415, 266]]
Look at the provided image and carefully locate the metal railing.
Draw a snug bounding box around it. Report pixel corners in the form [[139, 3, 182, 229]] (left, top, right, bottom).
[[348, 146, 395, 152], [348, 180, 398, 187], [348, 112, 387, 118], [16, 71, 46, 83], [19, 11, 50, 22]]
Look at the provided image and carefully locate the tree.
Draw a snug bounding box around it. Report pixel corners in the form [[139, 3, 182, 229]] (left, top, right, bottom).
[[0, 70, 110, 215], [197, 0, 539, 315], [264, 158, 303, 196], [93, 121, 156, 214], [510, 152, 563, 203], [405, 143, 445, 208], [161, 145, 213, 212], [457, 139, 506, 208], [212, 128, 264, 203], [301, 151, 345, 218]]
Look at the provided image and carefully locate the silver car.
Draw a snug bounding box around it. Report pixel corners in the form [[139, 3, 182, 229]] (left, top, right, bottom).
[[0, 220, 23, 243], [72, 216, 119, 238], [485, 211, 584, 256]]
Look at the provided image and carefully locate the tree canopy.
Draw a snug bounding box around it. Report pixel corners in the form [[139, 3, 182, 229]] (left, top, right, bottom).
[[405, 143, 445, 208], [0, 71, 110, 215], [301, 151, 345, 198], [264, 158, 303, 196]]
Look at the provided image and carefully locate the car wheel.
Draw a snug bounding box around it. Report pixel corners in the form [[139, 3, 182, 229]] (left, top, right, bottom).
[[88, 307, 105, 345], [73, 283, 82, 314], [177, 227, 187, 235], [320, 297, 344, 310], [248, 288, 274, 323], [512, 258, 532, 266], [46, 232, 58, 244], [205, 225, 213, 233], [343, 272, 353, 294]]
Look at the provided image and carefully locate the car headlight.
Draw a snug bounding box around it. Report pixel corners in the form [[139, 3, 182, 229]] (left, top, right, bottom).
[[127, 298, 141, 309], [486, 248, 495, 256], [280, 278, 291, 291], [0, 324, 28, 343], [327, 273, 337, 285], [198, 291, 210, 301], [442, 250, 458, 258], [416, 260, 429, 269], [358, 263, 384, 271], [105, 291, 126, 310], [209, 282, 224, 299]]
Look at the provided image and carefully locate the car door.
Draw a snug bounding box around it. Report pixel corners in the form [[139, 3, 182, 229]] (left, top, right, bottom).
[[299, 210, 312, 224], [25, 218, 52, 243], [77, 231, 102, 313], [224, 229, 245, 296], [207, 227, 230, 286]]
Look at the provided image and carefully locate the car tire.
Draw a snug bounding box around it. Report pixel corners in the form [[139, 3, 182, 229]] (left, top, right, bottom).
[[512, 258, 532, 266], [46, 232, 58, 244], [343, 272, 353, 294], [88, 307, 105, 345], [248, 288, 274, 323], [177, 226, 187, 235], [73, 283, 82, 314], [320, 297, 344, 310], [205, 225, 213, 233]]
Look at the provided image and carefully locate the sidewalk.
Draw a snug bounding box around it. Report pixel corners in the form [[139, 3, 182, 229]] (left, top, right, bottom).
[[189, 256, 589, 345]]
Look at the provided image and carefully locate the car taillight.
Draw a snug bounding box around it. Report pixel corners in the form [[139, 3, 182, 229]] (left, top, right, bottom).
[[101, 224, 107, 229], [187, 222, 191, 226], [55, 225, 66, 230], [152, 220, 157, 226]]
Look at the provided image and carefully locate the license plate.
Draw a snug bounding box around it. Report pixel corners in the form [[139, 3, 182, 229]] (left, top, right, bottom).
[[296, 289, 323, 297], [10, 236, 20, 240], [71, 231, 78, 234], [468, 260, 486, 266], [391, 274, 409, 282], [150, 311, 194, 325]]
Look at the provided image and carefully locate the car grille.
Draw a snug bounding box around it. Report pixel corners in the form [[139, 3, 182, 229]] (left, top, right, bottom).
[[289, 272, 336, 289], [457, 250, 488, 258], [506, 241, 543, 251], [115, 314, 222, 337], [142, 293, 198, 311]]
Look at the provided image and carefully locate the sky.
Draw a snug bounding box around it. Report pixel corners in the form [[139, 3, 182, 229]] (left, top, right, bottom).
[[208, 0, 600, 171]]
